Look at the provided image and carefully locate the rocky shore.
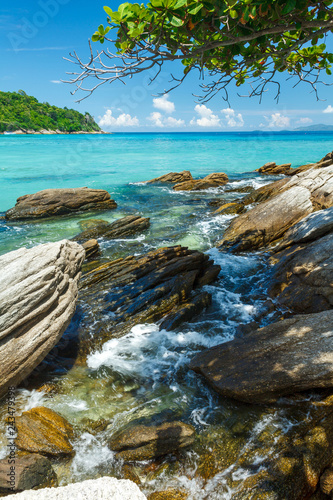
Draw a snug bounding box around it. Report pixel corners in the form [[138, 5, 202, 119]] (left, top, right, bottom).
[[1, 152, 333, 499]]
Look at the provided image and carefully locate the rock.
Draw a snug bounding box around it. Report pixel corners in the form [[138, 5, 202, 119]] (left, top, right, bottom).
[[5, 187, 117, 220], [320, 467, 333, 496], [109, 421, 196, 461], [173, 173, 228, 191], [145, 171, 193, 184], [147, 489, 188, 500], [0, 454, 57, 494], [213, 202, 245, 215], [286, 153, 333, 177], [0, 240, 84, 399], [78, 246, 220, 357], [73, 215, 150, 243], [242, 178, 288, 205], [3, 477, 147, 500], [159, 292, 211, 331], [82, 239, 99, 259], [269, 233, 333, 313], [15, 407, 74, 456], [256, 162, 292, 175], [218, 165, 333, 251], [189, 309, 333, 403], [78, 218, 109, 231]]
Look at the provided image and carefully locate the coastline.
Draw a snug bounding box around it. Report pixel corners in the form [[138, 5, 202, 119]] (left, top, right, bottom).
[[1, 129, 109, 135]]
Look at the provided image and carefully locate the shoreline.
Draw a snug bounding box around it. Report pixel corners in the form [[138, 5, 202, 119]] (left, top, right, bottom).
[[1, 129, 109, 135]]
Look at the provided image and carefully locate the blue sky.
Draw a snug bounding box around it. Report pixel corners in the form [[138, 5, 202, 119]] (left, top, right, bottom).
[[1, 0, 333, 131]]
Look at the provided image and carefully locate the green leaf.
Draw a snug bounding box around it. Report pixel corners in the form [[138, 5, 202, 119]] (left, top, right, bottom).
[[103, 6, 113, 16], [91, 33, 100, 42], [98, 24, 105, 35], [188, 3, 203, 14], [170, 15, 184, 25], [282, 0, 296, 15], [230, 9, 238, 18], [173, 0, 187, 8]]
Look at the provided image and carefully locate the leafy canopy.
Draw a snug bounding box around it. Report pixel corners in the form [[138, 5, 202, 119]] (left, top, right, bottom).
[[67, 0, 333, 101]]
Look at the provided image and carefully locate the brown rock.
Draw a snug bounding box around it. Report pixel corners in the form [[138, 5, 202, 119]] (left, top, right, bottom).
[[78, 218, 109, 231], [190, 309, 333, 404], [109, 421, 196, 461], [82, 239, 99, 259], [15, 407, 74, 456], [242, 178, 288, 205], [148, 489, 188, 500], [73, 215, 150, 243], [173, 173, 228, 191], [145, 171, 193, 184], [159, 292, 211, 331], [213, 202, 245, 215], [0, 454, 57, 493], [320, 467, 333, 496], [5, 187, 117, 220], [256, 162, 292, 175]]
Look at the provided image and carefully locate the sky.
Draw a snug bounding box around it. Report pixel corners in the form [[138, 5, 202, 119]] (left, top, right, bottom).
[[1, 0, 333, 132]]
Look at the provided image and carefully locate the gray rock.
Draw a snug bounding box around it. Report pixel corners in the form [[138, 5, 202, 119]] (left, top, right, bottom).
[[0, 454, 57, 494], [0, 240, 85, 398], [189, 309, 333, 403]]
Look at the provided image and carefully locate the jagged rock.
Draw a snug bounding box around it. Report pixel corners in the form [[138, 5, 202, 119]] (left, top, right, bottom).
[[145, 171, 193, 184], [148, 489, 188, 500], [109, 421, 196, 461], [0, 454, 57, 494], [173, 173, 228, 191], [269, 233, 333, 313], [320, 467, 333, 496], [286, 153, 333, 177], [0, 240, 84, 399], [242, 178, 288, 205], [3, 477, 147, 500], [82, 239, 100, 259], [218, 165, 333, 251], [15, 407, 74, 456], [159, 292, 211, 331], [5, 187, 117, 220], [190, 309, 333, 404], [78, 246, 220, 357], [256, 162, 292, 175], [213, 202, 245, 215], [73, 215, 150, 243]]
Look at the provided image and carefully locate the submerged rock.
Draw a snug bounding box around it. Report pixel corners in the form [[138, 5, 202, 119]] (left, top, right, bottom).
[[0, 240, 84, 399], [147, 489, 188, 500], [109, 421, 196, 461], [145, 171, 193, 184], [16, 406, 74, 456], [0, 454, 57, 494], [3, 477, 147, 500], [213, 202, 245, 215], [218, 165, 333, 251], [73, 215, 150, 243], [190, 309, 333, 403], [173, 173, 228, 191], [256, 161, 292, 175], [5, 187, 117, 220]]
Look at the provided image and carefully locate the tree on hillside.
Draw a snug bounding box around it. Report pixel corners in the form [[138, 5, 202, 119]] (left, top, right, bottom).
[[66, 0, 333, 103]]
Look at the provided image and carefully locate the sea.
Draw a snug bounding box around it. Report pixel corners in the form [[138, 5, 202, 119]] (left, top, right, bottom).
[[0, 131, 332, 498]]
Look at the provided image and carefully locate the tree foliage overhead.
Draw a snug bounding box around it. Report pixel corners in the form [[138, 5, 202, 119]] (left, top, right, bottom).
[[67, 0, 333, 102], [0, 90, 101, 133]]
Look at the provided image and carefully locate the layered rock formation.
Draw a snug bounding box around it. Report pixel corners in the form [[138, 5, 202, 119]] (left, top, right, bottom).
[[173, 173, 228, 191], [109, 421, 195, 461], [0, 240, 85, 398], [73, 215, 150, 243], [5, 187, 117, 220], [0, 454, 57, 494], [256, 161, 292, 175], [190, 309, 333, 404], [145, 171, 192, 184]]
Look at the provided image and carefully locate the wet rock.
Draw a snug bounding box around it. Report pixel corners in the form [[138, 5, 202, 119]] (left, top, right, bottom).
[[78, 246, 220, 356], [269, 232, 333, 313], [159, 292, 211, 331], [109, 421, 196, 461], [218, 165, 333, 251], [82, 239, 99, 259], [147, 489, 188, 500], [242, 178, 288, 205], [0, 240, 84, 399], [286, 152, 333, 177], [73, 215, 150, 243], [320, 467, 333, 496], [5, 187, 117, 220], [78, 218, 109, 231], [145, 171, 193, 184], [0, 454, 57, 494], [3, 477, 147, 500], [256, 161, 292, 175], [15, 406, 74, 456], [224, 185, 254, 194], [213, 202, 245, 215], [173, 173, 228, 191], [190, 309, 333, 403]]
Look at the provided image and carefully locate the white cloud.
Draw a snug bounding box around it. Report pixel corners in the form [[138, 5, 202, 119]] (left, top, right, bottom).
[[98, 109, 139, 128], [147, 112, 184, 128], [295, 117, 313, 125], [153, 94, 175, 114], [323, 105, 333, 114], [266, 113, 290, 129], [221, 108, 244, 128], [190, 104, 220, 127]]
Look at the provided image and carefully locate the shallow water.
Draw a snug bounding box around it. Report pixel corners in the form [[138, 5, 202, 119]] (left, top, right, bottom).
[[0, 132, 332, 498]]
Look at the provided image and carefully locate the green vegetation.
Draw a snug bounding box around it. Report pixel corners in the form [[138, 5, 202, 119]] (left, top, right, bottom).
[[69, 0, 333, 101], [0, 90, 101, 133]]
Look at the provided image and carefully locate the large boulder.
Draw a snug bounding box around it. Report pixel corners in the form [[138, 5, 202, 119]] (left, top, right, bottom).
[[5, 187, 117, 220], [0, 240, 85, 398], [3, 477, 147, 500], [15, 407, 74, 456], [256, 161, 292, 175], [145, 171, 193, 184], [73, 215, 150, 243], [189, 309, 333, 403], [218, 165, 333, 251], [109, 421, 196, 461], [173, 173, 228, 191], [0, 454, 57, 494]]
